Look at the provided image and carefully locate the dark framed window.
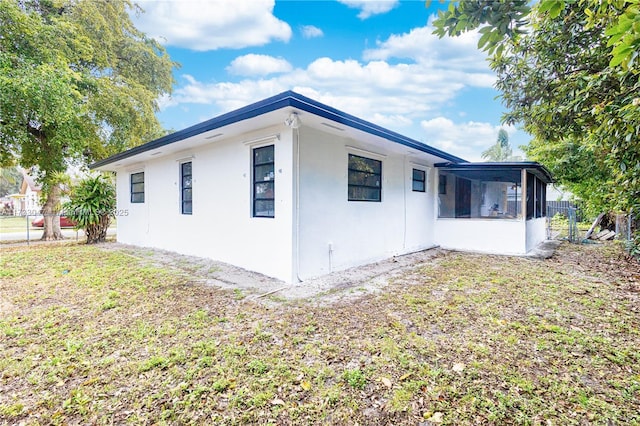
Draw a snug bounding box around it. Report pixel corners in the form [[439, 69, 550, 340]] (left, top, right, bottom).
[[348, 154, 381, 202], [412, 169, 426, 192], [130, 172, 144, 203], [438, 174, 447, 195], [253, 145, 275, 217], [181, 161, 192, 215]]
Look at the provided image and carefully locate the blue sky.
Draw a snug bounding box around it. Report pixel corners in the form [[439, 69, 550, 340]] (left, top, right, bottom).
[[132, 0, 528, 161]]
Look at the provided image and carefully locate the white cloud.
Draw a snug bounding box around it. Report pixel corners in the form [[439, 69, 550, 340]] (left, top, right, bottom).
[[162, 38, 494, 123], [133, 0, 291, 51], [363, 20, 489, 72], [420, 118, 519, 161], [160, 75, 289, 113], [227, 54, 292, 76], [159, 20, 503, 158], [162, 55, 483, 126], [164, 54, 492, 138], [300, 25, 324, 38], [337, 0, 399, 19]]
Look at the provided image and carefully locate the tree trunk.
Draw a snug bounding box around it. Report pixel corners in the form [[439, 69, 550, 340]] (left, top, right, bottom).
[[85, 214, 111, 244], [41, 183, 64, 241]]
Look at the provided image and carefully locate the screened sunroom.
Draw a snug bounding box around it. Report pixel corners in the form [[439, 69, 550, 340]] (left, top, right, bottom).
[[434, 162, 553, 255]]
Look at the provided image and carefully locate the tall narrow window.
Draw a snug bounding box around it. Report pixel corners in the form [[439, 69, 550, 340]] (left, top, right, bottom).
[[526, 172, 535, 220], [412, 169, 426, 192], [348, 154, 382, 202], [535, 176, 542, 218], [438, 174, 447, 195], [253, 145, 275, 217], [130, 172, 144, 203], [540, 183, 547, 217], [181, 161, 192, 215]]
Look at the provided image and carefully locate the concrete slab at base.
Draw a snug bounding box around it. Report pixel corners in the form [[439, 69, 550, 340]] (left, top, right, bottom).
[[527, 239, 562, 259]]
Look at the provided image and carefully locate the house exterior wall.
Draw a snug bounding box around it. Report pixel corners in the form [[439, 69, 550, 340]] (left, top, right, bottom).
[[434, 218, 526, 255], [17, 186, 41, 216], [111, 120, 549, 283], [526, 217, 547, 252], [115, 126, 296, 282], [295, 126, 436, 280]]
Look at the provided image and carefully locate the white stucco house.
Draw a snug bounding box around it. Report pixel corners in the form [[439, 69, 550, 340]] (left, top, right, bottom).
[[92, 91, 552, 283], [9, 170, 42, 216]]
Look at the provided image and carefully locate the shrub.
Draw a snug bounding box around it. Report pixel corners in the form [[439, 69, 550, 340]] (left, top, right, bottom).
[[64, 175, 115, 244]]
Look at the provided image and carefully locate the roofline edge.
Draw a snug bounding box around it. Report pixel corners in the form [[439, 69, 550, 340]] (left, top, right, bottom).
[[91, 91, 466, 169]]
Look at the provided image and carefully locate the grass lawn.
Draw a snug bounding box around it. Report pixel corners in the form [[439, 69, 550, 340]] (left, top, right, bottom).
[[0, 216, 117, 237], [0, 216, 33, 233], [0, 242, 638, 425]]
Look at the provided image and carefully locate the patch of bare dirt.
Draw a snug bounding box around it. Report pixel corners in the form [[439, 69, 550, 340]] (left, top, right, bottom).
[[97, 242, 447, 303], [550, 242, 640, 292], [0, 296, 18, 316]]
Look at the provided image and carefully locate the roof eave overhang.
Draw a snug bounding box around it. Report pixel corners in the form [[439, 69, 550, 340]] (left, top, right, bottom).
[[434, 161, 554, 184], [90, 91, 466, 170]]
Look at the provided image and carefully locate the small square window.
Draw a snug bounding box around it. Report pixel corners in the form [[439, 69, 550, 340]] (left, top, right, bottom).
[[130, 172, 144, 203], [412, 169, 426, 192]]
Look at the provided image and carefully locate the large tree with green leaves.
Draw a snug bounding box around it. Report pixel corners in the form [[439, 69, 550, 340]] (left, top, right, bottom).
[[0, 165, 21, 197], [0, 0, 175, 239], [432, 0, 639, 239]]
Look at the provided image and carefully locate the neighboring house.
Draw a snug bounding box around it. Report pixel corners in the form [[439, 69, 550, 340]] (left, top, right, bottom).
[[546, 184, 573, 202], [92, 91, 552, 283], [10, 170, 42, 216]]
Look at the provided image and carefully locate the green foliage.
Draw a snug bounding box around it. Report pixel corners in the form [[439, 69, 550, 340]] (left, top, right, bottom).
[[0, 0, 175, 234], [0, 166, 22, 198], [431, 0, 531, 57], [246, 359, 269, 376], [432, 0, 638, 69], [599, 1, 640, 70], [497, 128, 509, 149], [211, 379, 231, 393], [432, 0, 640, 251], [342, 368, 367, 389], [63, 175, 115, 244], [626, 231, 640, 258]]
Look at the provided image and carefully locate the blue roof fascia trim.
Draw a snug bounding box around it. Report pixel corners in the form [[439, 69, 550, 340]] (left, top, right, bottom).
[[91, 90, 465, 169], [90, 92, 295, 169]]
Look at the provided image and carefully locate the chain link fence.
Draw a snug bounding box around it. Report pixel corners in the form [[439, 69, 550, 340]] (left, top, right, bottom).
[[0, 214, 81, 245], [547, 205, 636, 253], [547, 203, 588, 242]]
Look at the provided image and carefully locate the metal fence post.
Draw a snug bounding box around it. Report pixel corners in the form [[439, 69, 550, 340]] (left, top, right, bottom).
[[568, 207, 578, 243]]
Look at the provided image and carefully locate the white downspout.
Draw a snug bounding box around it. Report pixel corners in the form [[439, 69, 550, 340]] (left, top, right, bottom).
[[403, 155, 407, 250], [294, 126, 303, 283]]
